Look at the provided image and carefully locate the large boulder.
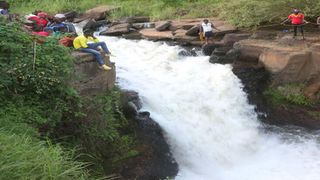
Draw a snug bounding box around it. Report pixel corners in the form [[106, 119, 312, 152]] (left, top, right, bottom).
[[202, 43, 223, 56], [71, 51, 116, 96], [257, 41, 320, 85], [185, 25, 200, 36], [173, 29, 198, 44], [234, 39, 276, 63], [100, 23, 131, 36], [259, 49, 311, 84], [74, 5, 119, 22], [155, 21, 171, 31]]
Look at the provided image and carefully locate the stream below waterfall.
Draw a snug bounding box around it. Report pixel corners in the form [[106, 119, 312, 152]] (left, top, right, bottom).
[[99, 36, 320, 180]]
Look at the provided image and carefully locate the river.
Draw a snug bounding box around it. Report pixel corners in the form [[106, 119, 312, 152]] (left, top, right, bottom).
[[100, 36, 320, 180]]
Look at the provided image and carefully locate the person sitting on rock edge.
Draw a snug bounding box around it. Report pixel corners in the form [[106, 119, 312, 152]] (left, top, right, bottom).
[[73, 30, 112, 71], [199, 19, 220, 44], [282, 8, 308, 39]]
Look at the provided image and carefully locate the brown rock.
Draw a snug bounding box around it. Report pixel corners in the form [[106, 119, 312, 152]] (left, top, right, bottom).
[[173, 29, 198, 44], [221, 33, 251, 46], [234, 39, 275, 63], [304, 79, 320, 100], [139, 29, 174, 41], [74, 5, 119, 22]]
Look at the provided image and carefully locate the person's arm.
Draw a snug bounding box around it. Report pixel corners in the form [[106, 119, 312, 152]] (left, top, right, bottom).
[[79, 36, 88, 48], [302, 14, 309, 23], [211, 23, 221, 31], [199, 24, 203, 33]]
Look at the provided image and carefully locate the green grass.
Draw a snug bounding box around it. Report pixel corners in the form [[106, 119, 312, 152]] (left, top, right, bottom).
[[8, 0, 320, 27], [264, 83, 313, 106], [0, 130, 89, 180]]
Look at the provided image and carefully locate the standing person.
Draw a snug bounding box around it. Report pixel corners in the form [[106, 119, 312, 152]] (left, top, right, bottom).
[[0, 1, 9, 15], [73, 30, 112, 71], [199, 19, 220, 44], [282, 9, 308, 39]]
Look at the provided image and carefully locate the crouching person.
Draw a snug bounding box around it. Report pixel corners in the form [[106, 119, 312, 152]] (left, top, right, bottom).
[[73, 30, 112, 70]]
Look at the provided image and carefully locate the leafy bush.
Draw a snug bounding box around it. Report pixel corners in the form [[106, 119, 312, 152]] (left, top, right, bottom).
[[0, 21, 77, 133], [264, 84, 312, 106]]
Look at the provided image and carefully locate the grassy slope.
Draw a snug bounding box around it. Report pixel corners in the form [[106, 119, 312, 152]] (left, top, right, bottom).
[[8, 0, 320, 27]]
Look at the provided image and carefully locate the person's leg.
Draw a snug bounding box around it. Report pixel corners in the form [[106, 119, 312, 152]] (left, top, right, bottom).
[[88, 42, 111, 54], [300, 26, 305, 39], [80, 48, 104, 65], [293, 25, 298, 38]]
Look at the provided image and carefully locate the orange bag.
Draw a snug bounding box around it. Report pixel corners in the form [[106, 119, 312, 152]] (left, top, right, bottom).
[[59, 37, 75, 47], [199, 32, 205, 42]]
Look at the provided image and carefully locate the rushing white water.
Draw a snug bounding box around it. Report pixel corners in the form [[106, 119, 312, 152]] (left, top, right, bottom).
[[99, 36, 320, 180]]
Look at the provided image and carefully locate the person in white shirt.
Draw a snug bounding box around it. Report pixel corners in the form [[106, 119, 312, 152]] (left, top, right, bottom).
[[200, 19, 220, 44]]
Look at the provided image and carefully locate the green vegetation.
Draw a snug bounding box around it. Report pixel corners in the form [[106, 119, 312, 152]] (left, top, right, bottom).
[[264, 83, 313, 106], [7, 0, 320, 27], [0, 21, 136, 179], [0, 130, 88, 180]]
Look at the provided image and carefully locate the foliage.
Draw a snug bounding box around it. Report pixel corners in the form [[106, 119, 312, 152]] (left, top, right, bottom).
[[264, 84, 313, 106], [217, 0, 320, 27], [70, 89, 138, 173], [0, 130, 89, 180], [8, 0, 320, 27], [0, 21, 90, 179]]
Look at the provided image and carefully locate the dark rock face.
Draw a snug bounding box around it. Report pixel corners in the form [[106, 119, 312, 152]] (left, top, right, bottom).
[[202, 43, 223, 56], [100, 23, 131, 36], [185, 25, 200, 36], [119, 91, 179, 180]]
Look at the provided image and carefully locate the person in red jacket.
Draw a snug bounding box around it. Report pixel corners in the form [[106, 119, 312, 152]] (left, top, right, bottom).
[[282, 9, 308, 39], [28, 12, 49, 32]]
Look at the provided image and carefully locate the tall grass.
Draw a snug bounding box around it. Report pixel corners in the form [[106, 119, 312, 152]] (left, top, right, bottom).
[[0, 130, 89, 180]]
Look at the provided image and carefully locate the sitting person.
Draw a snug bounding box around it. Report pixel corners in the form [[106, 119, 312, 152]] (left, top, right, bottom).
[[28, 12, 49, 32], [73, 30, 112, 70]]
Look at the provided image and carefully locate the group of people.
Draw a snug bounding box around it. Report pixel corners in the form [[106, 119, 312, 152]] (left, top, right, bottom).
[[200, 8, 320, 43], [1, 1, 113, 71], [24, 11, 76, 37]]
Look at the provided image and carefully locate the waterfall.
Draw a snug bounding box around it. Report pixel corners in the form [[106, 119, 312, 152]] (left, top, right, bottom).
[[99, 36, 320, 180]]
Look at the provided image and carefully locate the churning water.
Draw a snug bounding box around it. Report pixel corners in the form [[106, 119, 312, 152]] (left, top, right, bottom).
[[100, 36, 320, 180]]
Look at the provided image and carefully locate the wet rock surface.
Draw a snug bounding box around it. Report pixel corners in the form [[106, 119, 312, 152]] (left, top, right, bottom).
[[119, 90, 179, 180]]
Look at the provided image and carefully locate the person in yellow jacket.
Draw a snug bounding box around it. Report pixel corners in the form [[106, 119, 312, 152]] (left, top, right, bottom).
[[73, 30, 112, 70]]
